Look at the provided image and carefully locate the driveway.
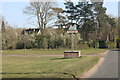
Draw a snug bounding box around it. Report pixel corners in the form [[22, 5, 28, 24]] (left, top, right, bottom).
[[88, 49, 119, 78]]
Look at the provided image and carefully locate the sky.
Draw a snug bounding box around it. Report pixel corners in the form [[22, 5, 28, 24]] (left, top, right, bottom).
[[0, 0, 119, 28]]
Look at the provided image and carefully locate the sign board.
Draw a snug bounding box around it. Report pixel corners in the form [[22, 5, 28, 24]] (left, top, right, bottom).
[[67, 24, 78, 34], [67, 30, 78, 34]]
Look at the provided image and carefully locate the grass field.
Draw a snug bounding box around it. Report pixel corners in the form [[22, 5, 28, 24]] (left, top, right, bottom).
[[3, 48, 106, 55], [2, 48, 106, 78]]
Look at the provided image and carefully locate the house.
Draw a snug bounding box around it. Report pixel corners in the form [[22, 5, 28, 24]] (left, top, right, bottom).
[[21, 28, 41, 34]]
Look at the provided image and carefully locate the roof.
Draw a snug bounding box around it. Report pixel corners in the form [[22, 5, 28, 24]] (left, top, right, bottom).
[[68, 25, 77, 31], [21, 28, 40, 34]]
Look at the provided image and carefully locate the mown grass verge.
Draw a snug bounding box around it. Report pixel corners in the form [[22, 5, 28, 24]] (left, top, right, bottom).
[[2, 49, 106, 78]]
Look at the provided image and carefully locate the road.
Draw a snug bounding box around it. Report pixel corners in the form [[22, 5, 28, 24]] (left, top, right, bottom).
[[88, 49, 119, 78]]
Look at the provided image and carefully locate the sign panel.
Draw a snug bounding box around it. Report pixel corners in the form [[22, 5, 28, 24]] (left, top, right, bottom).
[[67, 30, 78, 34]]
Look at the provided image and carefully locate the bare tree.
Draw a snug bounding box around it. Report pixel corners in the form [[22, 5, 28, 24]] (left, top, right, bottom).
[[23, 0, 56, 34]]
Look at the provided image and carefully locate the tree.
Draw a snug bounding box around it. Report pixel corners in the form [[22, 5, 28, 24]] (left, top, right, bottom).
[[76, 1, 96, 42], [64, 1, 78, 28], [2, 26, 18, 50], [52, 7, 67, 28], [63, 0, 96, 42], [1, 20, 5, 33], [1, 17, 6, 50], [106, 15, 117, 41], [92, 1, 107, 40], [17, 33, 35, 49], [23, 1, 56, 34]]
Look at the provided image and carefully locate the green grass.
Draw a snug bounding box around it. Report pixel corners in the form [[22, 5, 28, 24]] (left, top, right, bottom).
[[2, 49, 106, 78], [2, 48, 106, 55]]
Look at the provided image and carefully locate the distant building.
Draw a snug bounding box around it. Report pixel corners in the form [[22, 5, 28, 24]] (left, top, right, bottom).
[[21, 28, 41, 34]]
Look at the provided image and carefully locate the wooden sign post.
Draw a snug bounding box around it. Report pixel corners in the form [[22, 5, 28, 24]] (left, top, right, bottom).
[[67, 26, 78, 51], [64, 25, 81, 58]]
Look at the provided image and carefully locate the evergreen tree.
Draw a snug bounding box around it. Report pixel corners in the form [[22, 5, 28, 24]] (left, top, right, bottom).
[[52, 7, 67, 28], [76, 1, 96, 42], [64, 0, 96, 42], [92, 1, 107, 40], [64, 1, 78, 29], [1, 20, 5, 33]]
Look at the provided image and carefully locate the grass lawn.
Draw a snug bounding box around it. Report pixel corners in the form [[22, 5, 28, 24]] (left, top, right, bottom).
[[3, 48, 106, 55], [2, 49, 107, 78]]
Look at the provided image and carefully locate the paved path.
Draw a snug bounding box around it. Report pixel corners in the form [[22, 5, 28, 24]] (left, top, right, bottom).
[[88, 50, 119, 78]]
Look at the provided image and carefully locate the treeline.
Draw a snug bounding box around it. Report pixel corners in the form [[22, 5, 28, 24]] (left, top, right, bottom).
[[1, 23, 84, 50], [52, 1, 119, 49], [1, 19, 118, 50], [17, 30, 80, 49], [1, 0, 119, 50]]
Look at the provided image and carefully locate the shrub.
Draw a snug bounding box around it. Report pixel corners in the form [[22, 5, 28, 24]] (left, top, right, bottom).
[[98, 40, 106, 49], [106, 41, 116, 49]]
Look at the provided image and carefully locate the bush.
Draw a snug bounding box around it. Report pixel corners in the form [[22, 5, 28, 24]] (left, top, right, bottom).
[[88, 41, 99, 48], [16, 41, 24, 49], [116, 38, 120, 43], [115, 37, 120, 48], [98, 40, 106, 49], [106, 41, 116, 49], [2, 27, 18, 50], [77, 43, 89, 49]]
